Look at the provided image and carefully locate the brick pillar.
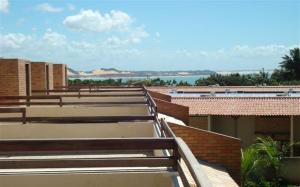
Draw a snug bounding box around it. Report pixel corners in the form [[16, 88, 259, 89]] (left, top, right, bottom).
[[0, 58, 30, 96], [53, 64, 67, 89], [48, 63, 54, 90], [31, 62, 54, 91]]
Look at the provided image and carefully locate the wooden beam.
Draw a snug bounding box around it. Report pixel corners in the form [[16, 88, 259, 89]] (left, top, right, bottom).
[[0, 108, 25, 113], [0, 95, 62, 100], [58, 94, 145, 97], [32, 89, 143, 93], [55, 86, 142, 89], [0, 138, 176, 154], [0, 107, 26, 124], [0, 101, 147, 106], [0, 102, 60, 106], [0, 157, 174, 169], [0, 115, 155, 123]]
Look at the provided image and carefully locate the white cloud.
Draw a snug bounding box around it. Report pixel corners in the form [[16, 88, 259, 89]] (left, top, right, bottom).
[[0, 33, 32, 49], [104, 36, 124, 46], [0, 0, 9, 13], [104, 27, 148, 47], [42, 30, 67, 46], [36, 3, 63, 13], [0, 30, 298, 71], [67, 4, 75, 11], [63, 9, 132, 32], [128, 27, 149, 44]]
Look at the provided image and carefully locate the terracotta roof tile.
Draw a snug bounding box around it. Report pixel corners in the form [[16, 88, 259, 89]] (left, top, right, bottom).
[[149, 86, 300, 93], [172, 97, 300, 116]]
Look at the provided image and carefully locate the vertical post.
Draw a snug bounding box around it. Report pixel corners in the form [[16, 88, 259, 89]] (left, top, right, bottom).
[[208, 115, 212, 131], [22, 108, 26, 124], [290, 116, 294, 157], [233, 116, 238, 138], [26, 97, 30, 107], [173, 139, 179, 170], [59, 97, 63, 107]]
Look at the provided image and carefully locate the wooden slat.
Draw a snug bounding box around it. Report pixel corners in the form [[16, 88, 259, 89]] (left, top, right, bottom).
[[0, 102, 60, 106], [0, 108, 25, 113], [0, 107, 26, 124], [52, 94, 145, 97], [0, 115, 155, 123], [0, 101, 147, 106], [89, 89, 143, 92], [0, 138, 176, 153], [32, 89, 143, 93], [0, 157, 174, 169], [33, 90, 79, 93], [56, 86, 142, 89], [60, 101, 147, 105], [0, 95, 61, 100], [0, 96, 63, 107]]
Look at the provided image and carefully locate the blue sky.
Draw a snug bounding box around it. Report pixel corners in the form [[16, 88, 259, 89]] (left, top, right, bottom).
[[0, 0, 299, 71]]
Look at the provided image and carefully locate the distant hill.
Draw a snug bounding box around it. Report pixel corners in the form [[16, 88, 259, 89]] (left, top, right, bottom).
[[67, 67, 215, 78]]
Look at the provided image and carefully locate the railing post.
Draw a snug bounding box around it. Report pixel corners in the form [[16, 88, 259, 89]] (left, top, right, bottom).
[[59, 97, 63, 107], [173, 142, 179, 170], [22, 108, 26, 124], [26, 97, 30, 107]]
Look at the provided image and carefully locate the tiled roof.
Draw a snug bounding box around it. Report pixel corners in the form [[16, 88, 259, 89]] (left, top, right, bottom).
[[172, 97, 300, 116], [149, 86, 300, 93]]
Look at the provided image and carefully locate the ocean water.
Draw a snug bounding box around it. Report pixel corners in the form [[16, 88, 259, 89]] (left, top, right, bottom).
[[69, 75, 210, 85]]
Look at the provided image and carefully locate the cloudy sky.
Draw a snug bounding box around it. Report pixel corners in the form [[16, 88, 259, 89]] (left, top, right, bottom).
[[0, 0, 299, 71]]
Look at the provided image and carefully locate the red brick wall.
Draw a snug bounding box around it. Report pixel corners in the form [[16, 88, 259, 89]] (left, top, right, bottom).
[[148, 90, 171, 102], [31, 62, 54, 91], [31, 62, 46, 90], [169, 123, 241, 184], [0, 59, 28, 96], [53, 64, 67, 88], [154, 98, 189, 124]]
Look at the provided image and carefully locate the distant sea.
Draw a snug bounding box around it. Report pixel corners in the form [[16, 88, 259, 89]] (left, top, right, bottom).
[[69, 75, 210, 85], [69, 70, 274, 85]]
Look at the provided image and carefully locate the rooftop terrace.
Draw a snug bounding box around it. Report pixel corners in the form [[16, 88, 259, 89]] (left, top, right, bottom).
[[0, 85, 240, 187]]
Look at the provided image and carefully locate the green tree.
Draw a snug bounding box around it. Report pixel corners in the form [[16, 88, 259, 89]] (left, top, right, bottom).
[[241, 137, 284, 187], [272, 48, 300, 81]]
